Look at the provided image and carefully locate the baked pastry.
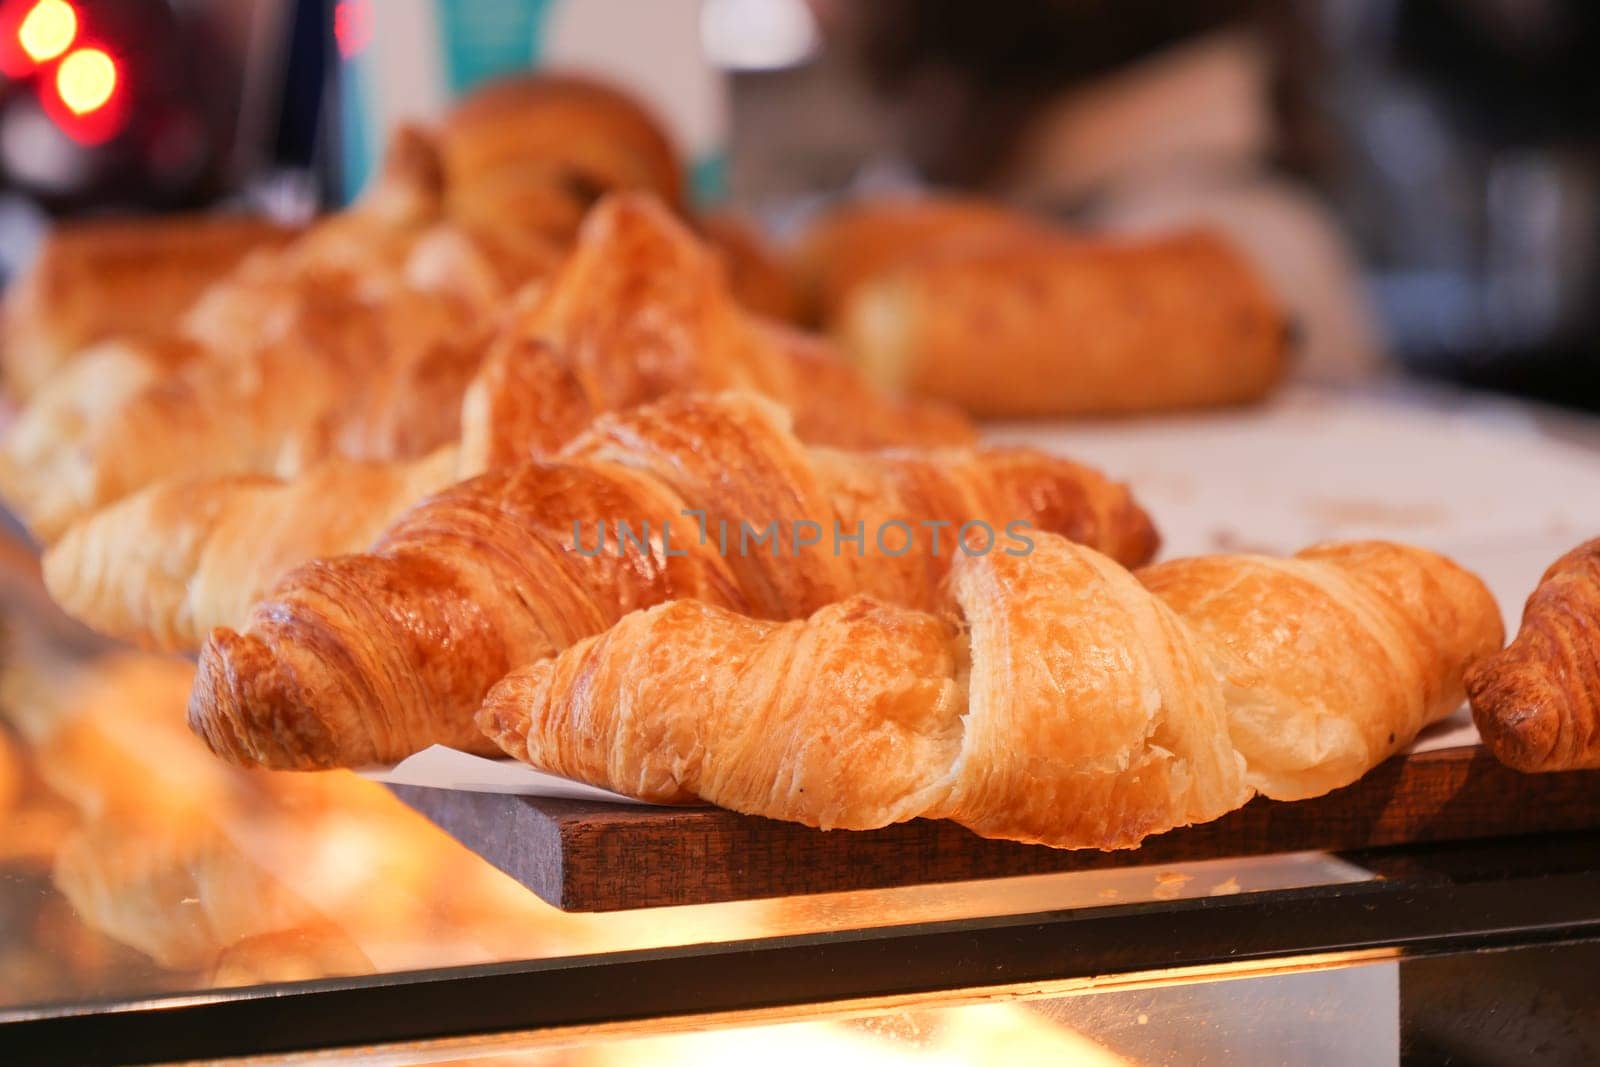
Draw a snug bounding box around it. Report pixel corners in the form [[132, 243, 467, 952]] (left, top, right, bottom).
[[0, 75, 695, 542], [699, 210, 804, 322], [0, 275, 493, 542], [0, 125, 523, 542], [836, 229, 1290, 417], [439, 73, 684, 243], [481, 535, 1501, 848], [1466, 538, 1600, 771], [1, 215, 297, 401], [503, 193, 972, 451], [43, 197, 974, 651], [189, 392, 1157, 769], [44, 448, 461, 652], [796, 194, 1048, 323]]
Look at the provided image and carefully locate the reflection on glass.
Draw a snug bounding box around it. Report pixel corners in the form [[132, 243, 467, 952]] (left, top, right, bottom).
[[0, 536, 1371, 1018]]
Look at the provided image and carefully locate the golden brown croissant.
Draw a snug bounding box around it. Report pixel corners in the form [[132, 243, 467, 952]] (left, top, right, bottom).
[[1, 215, 296, 402], [43, 448, 461, 652], [836, 229, 1290, 417], [41, 197, 973, 651], [481, 535, 1501, 849], [1466, 538, 1600, 772], [511, 192, 973, 451], [0, 78, 690, 542], [189, 392, 1156, 769], [439, 73, 685, 242], [0, 281, 491, 542], [0, 127, 501, 541], [796, 194, 1049, 324]]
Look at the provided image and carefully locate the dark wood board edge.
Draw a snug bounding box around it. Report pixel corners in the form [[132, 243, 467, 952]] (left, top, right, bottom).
[[392, 745, 1600, 912]]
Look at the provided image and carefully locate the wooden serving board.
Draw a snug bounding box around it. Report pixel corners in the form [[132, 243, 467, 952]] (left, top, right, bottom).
[[390, 744, 1600, 912]]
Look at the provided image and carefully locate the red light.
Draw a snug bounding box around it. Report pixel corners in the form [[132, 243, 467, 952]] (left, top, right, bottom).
[[0, 0, 77, 75], [18, 0, 74, 62], [55, 44, 112, 113], [40, 43, 124, 144], [334, 0, 372, 60]]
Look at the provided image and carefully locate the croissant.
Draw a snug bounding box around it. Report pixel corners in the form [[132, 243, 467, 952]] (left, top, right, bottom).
[[44, 197, 973, 651], [836, 229, 1290, 417], [511, 193, 972, 451], [438, 73, 685, 243], [0, 74, 699, 541], [0, 215, 296, 402], [43, 448, 461, 652], [188, 391, 1156, 769], [1466, 538, 1600, 771], [796, 194, 1049, 323], [0, 130, 501, 541], [481, 535, 1501, 848]]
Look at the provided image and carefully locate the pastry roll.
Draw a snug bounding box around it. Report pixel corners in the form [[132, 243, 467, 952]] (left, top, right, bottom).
[[837, 229, 1290, 416]]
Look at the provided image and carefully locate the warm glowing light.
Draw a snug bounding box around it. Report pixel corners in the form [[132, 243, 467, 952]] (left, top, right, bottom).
[[17, 0, 75, 62], [55, 46, 115, 116]]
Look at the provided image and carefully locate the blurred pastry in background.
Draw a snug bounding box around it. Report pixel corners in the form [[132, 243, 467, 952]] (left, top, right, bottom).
[[0, 73, 711, 545], [1008, 32, 1383, 386], [0, 216, 297, 404], [851, 6, 1386, 385], [795, 194, 1044, 324], [832, 223, 1288, 416], [40, 195, 976, 653], [439, 73, 686, 244]]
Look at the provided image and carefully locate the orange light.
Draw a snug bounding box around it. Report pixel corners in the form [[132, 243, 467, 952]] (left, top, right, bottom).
[[55, 46, 115, 116], [17, 0, 74, 62]]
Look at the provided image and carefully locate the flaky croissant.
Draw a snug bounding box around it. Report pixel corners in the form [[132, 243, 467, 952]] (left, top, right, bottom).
[[1466, 538, 1600, 772], [509, 192, 972, 451], [44, 197, 973, 652], [0, 75, 701, 542], [189, 392, 1156, 770], [0, 215, 296, 402], [43, 448, 461, 652], [836, 229, 1290, 417], [481, 535, 1501, 849], [0, 124, 546, 543]]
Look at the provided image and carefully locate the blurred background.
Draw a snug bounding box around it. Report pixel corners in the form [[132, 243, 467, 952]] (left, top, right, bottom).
[[0, 0, 1594, 410]]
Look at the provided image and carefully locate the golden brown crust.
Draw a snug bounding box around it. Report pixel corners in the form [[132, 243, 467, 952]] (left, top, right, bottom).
[[837, 229, 1290, 417], [512, 194, 973, 451], [188, 393, 1154, 769], [797, 195, 1046, 323], [38, 199, 978, 652], [481, 535, 1499, 848], [1, 215, 297, 401], [440, 73, 685, 242], [0, 81, 687, 539], [1466, 538, 1600, 771], [1141, 541, 1503, 799], [42, 448, 460, 652], [0, 285, 489, 541]]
